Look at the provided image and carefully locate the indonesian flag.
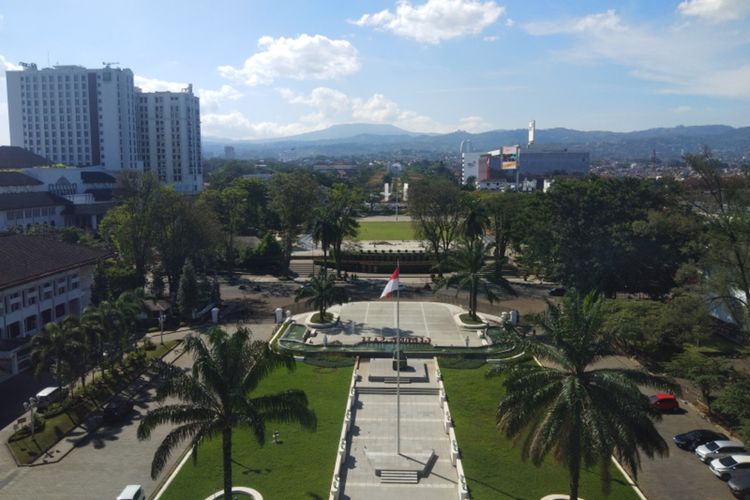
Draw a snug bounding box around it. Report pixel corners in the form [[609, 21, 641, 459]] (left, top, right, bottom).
[[380, 267, 400, 298]]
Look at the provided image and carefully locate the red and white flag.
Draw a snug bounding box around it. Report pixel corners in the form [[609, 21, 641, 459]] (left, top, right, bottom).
[[380, 267, 400, 298]]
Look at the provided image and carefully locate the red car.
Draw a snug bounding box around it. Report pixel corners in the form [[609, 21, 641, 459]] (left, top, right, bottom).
[[649, 393, 680, 412]]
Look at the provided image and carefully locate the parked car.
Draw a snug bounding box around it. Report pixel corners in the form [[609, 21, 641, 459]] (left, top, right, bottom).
[[674, 429, 729, 451], [102, 398, 135, 424], [711, 455, 750, 480], [117, 484, 145, 500], [35, 386, 68, 410], [696, 440, 748, 463], [649, 393, 680, 412], [548, 287, 566, 296], [727, 469, 750, 499]]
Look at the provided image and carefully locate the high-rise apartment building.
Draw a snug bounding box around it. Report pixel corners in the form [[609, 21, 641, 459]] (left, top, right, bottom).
[[136, 86, 202, 193], [6, 63, 203, 192], [6, 64, 139, 170]]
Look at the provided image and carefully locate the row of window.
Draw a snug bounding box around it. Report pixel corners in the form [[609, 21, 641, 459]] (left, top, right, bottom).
[[5, 207, 58, 222], [0, 274, 79, 316]]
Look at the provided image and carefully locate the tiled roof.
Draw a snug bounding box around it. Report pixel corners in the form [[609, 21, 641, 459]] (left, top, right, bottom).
[[0, 192, 71, 211], [0, 146, 50, 169], [0, 171, 43, 187], [0, 234, 110, 290], [80, 171, 116, 184]]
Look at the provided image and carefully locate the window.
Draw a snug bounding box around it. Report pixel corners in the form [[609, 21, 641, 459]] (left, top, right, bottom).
[[55, 303, 66, 318], [24, 315, 38, 333]]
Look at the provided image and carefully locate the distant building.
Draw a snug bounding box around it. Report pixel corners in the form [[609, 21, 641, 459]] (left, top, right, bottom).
[[136, 86, 202, 193], [518, 147, 589, 176], [461, 152, 483, 185], [7, 64, 139, 170], [460, 139, 473, 154], [0, 234, 109, 375], [224, 146, 236, 159]]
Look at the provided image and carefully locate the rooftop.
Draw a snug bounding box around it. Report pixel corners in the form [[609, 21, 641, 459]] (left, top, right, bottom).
[[0, 192, 71, 211], [0, 146, 51, 169], [0, 234, 109, 290], [0, 171, 43, 187]]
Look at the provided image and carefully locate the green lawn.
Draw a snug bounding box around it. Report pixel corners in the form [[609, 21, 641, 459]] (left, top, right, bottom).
[[161, 362, 352, 500], [349, 221, 417, 241], [442, 366, 640, 500]]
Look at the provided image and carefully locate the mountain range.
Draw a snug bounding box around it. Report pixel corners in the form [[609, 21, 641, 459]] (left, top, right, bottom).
[[204, 123, 750, 162]]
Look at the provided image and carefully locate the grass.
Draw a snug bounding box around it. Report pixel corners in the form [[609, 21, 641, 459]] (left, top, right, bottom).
[[310, 312, 334, 323], [7, 339, 179, 465], [161, 362, 352, 500], [441, 366, 640, 500], [349, 221, 416, 241], [459, 313, 485, 325]]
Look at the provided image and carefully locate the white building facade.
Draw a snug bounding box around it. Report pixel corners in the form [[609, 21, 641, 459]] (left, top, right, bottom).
[[136, 86, 203, 192], [7, 64, 140, 171]]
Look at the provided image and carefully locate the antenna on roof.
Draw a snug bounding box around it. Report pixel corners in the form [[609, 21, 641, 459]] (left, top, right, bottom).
[[102, 62, 120, 68]]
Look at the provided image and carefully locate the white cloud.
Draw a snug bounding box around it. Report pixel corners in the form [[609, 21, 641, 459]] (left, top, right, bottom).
[[505, 18, 515, 27], [459, 115, 493, 132], [197, 85, 242, 113], [134, 75, 187, 92], [203, 86, 459, 140], [483, 35, 498, 42], [678, 0, 750, 22], [524, 10, 750, 99], [524, 10, 622, 36], [351, 0, 506, 44], [674, 105, 692, 113], [0, 54, 21, 72], [218, 34, 360, 86]]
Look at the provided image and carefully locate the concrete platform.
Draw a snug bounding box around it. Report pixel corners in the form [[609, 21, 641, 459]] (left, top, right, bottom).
[[368, 358, 429, 383]]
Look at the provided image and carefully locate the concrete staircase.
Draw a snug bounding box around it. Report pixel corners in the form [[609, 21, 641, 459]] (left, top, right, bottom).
[[356, 386, 439, 395], [380, 470, 419, 484], [289, 259, 315, 277]]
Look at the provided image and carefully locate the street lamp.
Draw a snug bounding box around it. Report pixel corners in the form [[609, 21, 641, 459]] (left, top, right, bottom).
[[158, 311, 166, 345], [22, 397, 39, 446]]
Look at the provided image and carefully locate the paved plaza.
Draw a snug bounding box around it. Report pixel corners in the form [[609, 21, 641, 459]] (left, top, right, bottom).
[[340, 358, 460, 500], [294, 301, 487, 347]]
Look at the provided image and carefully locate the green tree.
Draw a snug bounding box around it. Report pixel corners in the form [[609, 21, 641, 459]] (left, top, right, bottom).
[[435, 241, 514, 319], [100, 172, 163, 285], [687, 152, 750, 332], [31, 318, 80, 387], [461, 194, 488, 242], [328, 184, 361, 277], [713, 377, 750, 436], [310, 206, 336, 271], [666, 350, 728, 413], [493, 291, 678, 500], [154, 190, 220, 291], [137, 327, 316, 500], [90, 259, 109, 305], [203, 186, 247, 273], [295, 271, 349, 321], [269, 172, 321, 270], [408, 178, 463, 274], [481, 191, 521, 261], [176, 259, 200, 321]]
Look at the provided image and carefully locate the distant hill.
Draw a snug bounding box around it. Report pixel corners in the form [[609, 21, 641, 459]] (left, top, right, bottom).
[[203, 124, 750, 162]]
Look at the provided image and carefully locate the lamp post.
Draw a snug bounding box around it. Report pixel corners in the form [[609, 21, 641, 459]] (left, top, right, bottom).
[[23, 397, 39, 446], [158, 311, 166, 345]]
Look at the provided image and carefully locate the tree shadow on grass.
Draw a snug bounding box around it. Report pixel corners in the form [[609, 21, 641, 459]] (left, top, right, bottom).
[[232, 458, 271, 476]]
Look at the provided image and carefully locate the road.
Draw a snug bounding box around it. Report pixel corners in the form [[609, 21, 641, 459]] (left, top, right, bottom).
[[591, 356, 736, 500]]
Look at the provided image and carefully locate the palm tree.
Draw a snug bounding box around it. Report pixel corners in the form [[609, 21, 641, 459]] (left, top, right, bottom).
[[295, 271, 349, 321], [311, 206, 337, 272], [330, 205, 359, 278], [493, 291, 679, 499], [137, 327, 316, 499], [435, 240, 515, 320], [462, 195, 489, 243], [87, 291, 142, 365], [31, 317, 80, 388]]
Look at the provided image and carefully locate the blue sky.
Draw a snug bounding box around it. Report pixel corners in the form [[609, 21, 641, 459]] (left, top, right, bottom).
[[1, 0, 749, 142]]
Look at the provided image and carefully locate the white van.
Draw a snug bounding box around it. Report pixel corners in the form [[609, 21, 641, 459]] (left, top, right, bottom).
[[117, 485, 145, 500], [35, 386, 67, 409]]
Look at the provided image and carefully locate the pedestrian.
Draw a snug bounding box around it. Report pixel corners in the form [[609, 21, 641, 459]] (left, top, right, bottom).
[[273, 430, 280, 444], [465, 335, 469, 347]]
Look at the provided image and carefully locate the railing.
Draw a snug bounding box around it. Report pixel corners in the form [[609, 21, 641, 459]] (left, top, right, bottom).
[[329, 358, 360, 500]]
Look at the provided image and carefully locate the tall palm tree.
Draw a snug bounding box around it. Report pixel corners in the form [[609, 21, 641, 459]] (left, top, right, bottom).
[[462, 195, 489, 243], [331, 205, 359, 278], [87, 291, 142, 365], [435, 240, 515, 320], [31, 317, 80, 388], [137, 327, 316, 499], [311, 206, 337, 271], [493, 291, 679, 499], [295, 271, 349, 321]]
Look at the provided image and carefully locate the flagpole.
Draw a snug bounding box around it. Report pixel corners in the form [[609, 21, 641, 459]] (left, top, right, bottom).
[[396, 258, 400, 455]]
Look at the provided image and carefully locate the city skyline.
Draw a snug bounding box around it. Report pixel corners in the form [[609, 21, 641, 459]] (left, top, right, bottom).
[[1, 0, 749, 144]]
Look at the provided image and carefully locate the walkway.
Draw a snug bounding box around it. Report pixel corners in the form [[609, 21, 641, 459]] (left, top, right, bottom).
[[339, 358, 461, 500]]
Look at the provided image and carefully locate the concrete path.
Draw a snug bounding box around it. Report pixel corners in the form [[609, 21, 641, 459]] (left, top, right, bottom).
[[340, 358, 459, 500]]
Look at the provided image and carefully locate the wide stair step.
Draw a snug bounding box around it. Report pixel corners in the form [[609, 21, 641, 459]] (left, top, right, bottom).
[[380, 470, 419, 484], [356, 386, 439, 395], [289, 260, 315, 277]]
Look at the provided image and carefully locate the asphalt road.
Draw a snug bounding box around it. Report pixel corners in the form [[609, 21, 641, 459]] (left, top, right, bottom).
[[592, 356, 736, 500]]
